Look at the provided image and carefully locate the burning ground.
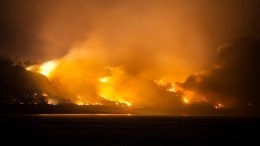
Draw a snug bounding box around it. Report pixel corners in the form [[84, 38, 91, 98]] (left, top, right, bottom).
[[21, 37, 259, 115]]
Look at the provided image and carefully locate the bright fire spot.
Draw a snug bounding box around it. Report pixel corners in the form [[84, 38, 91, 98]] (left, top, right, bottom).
[[47, 98, 58, 105], [123, 101, 132, 107], [154, 79, 167, 86], [39, 61, 57, 77], [183, 97, 190, 104], [214, 103, 224, 109], [115, 100, 132, 107], [26, 66, 33, 71], [167, 85, 176, 92], [76, 100, 102, 106], [76, 100, 84, 105], [154, 80, 177, 93], [42, 93, 48, 97], [99, 76, 110, 83]]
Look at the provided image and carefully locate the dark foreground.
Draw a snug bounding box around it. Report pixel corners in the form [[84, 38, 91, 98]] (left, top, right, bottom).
[[0, 114, 259, 145]]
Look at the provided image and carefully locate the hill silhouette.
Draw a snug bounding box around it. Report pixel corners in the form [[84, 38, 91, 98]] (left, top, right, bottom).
[[0, 56, 62, 104]]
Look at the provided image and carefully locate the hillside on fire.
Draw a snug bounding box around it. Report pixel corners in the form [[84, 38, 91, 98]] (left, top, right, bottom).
[[1, 49, 259, 116], [0, 56, 64, 105]]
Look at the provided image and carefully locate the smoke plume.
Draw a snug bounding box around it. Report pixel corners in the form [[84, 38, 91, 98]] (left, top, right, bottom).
[[179, 38, 260, 110]]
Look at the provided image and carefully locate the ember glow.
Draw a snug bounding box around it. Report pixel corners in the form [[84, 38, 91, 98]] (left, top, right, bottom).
[[183, 97, 190, 104]]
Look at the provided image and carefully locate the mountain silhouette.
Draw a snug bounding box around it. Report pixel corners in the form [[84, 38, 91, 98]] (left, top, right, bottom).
[[0, 56, 61, 104]]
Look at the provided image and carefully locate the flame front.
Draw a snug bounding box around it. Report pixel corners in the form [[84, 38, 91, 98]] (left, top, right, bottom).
[[39, 61, 57, 77], [26, 44, 225, 112], [26, 60, 57, 78]]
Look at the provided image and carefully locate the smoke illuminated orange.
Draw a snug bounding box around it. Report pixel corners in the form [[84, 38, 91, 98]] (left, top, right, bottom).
[[24, 36, 226, 112], [27, 56, 223, 111], [39, 61, 57, 77]]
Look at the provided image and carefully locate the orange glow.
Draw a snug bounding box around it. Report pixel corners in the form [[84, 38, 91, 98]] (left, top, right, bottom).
[[24, 42, 219, 112], [5, 0, 255, 115], [120, 101, 132, 107], [29, 56, 211, 110], [214, 103, 224, 109], [25, 55, 227, 112], [76, 100, 84, 105], [39, 61, 57, 77], [167, 85, 176, 92], [42, 93, 48, 97], [183, 97, 190, 104], [46, 98, 58, 105], [154, 80, 177, 93], [154, 80, 167, 86], [99, 76, 110, 83], [26, 66, 33, 71]]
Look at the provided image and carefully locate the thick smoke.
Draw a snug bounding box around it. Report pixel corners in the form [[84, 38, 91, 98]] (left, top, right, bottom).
[[1, 0, 260, 78], [0, 0, 260, 114], [179, 38, 260, 109]]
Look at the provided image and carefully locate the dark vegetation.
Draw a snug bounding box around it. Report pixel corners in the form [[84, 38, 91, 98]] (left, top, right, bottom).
[[0, 55, 64, 104]]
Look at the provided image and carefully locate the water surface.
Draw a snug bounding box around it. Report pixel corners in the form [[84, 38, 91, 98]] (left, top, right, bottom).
[[1, 114, 259, 145]]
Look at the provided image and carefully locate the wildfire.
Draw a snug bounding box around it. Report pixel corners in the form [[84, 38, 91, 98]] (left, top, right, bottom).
[[39, 61, 57, 77], [46, 98, 58, 105], [76, 100, 102, 106], [24, 56, 216, 112], [76, 100, 84, 105], [214, 103, 224, 109], [99, 76, 110, 83], [166, 85, 176, 92], [26, 66, 33, 71], [183, 97, 190, 104], [118, 100, 132, 107], [154, 79, 167, 86], [154, 80, 178, 93]]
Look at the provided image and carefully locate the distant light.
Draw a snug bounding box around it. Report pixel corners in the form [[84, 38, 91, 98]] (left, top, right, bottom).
[[214, 103, 224, 109], [42, 93, 48, 97]]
